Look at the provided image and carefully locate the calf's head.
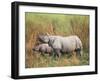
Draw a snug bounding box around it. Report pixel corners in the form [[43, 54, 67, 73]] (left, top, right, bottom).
[[32, 46, 39, 52]]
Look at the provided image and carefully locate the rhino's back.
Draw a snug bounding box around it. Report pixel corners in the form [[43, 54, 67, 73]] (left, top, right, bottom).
[[60, 35, 81, 52], [49, 35, 82, 52]]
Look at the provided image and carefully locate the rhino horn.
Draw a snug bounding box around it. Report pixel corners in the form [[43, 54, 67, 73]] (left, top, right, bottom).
[[46, 32, 50, 36]]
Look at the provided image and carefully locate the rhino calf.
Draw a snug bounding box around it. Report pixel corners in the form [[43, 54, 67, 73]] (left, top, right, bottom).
[[32, 44, 53, 56]]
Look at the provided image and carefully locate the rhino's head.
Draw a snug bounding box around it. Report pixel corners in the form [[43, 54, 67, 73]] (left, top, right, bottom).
[[38, 34, 49, 43]]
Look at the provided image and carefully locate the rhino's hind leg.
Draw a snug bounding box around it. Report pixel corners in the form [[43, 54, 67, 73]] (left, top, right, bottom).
[[75, 48, 82, 57]]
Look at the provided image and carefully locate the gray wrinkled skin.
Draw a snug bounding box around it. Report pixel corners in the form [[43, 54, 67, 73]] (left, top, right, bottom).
[[38, 35, 83, 58], [32, 44, 53, 56]]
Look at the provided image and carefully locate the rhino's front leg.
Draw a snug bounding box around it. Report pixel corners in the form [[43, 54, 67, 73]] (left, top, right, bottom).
[[54, 49, 61, 58]]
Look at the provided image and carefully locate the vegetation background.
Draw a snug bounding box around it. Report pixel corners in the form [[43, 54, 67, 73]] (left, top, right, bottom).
[[25, 12, 89, 68]]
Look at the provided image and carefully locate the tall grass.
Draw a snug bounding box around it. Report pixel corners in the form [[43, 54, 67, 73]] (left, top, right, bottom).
[[25, 12, 89, 68]]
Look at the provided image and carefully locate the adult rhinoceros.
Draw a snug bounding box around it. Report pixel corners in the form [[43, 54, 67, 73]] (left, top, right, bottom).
[[38, 34, 83, 58]]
